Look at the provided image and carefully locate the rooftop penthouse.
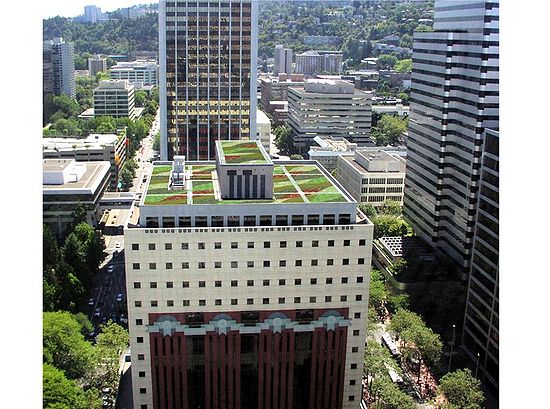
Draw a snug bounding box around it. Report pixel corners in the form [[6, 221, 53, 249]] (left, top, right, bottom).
[[136, 140, 360, 228]]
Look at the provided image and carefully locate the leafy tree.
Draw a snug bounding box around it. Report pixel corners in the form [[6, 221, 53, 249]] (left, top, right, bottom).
[[52, 94, 81, 119], [398, 92, 410, 105], [290, 154, 303, 160], [399, 34, 413, 48], [153, 131, 160, 152], [372, 115, 408, 146], [134, 90, 147, 107], [71, 203, 88, 227], [43, 312, 94, 380], [119, 167, 134, 190], [380, 199, 402, 216], [387, 293, 410, 314], [390, 258, 407, 276], [43, 364, 90, 409], [373, 214, 409, 238], [274, 125, 295, 156], [359, 203, 377, 218], [364, 339, 401, 391], [369, 270, 388, 312], [377, 54, 398, 70], [73, 312, 94, 337], [395, 58, 412, 73], [438, 368, 485, 409], [370, 377, 416, 409]]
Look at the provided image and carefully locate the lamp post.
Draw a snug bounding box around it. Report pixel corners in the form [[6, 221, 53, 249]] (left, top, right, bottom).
[[475, 352, 481, 378], [447, 324, 456, 373]]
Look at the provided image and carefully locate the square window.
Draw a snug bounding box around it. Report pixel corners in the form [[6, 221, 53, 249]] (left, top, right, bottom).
[[231, 299, 238, 305], [342, 277, 348, 284], [326, 278, 333, 284], [141, 405, 147, 409], [353, 330, 360, 336], [134, 301, 142, 307], [263, 298, 269, 304], [343, 240, 350, 247], [278, 297, 285, 304], [138, 371, 146, 378], [279, 279, 286, 285], [247, 242, 254, 249], [181, 243, 189, 250], [165, 243, 173, 250], [312, 240, 319, 247], [133, 282, 141, 289], [183, 300, 190, 306], [327, 259, 334, 266], [279, 260, 286, 267], [247, 261, 254, 268], [263, 279, 270, 286], [325, 296, 332, 302], [199, 281, 205, 288], [343, 259, 350, 265], [356, 295, 363, 301], [358, 258, 365, 265], [296, 241, 303, 248], [231, 261, 238, 268], [352, 347, 358, 353], [247, 298, 254, 305], [149, 263, 156, 270], [140, 388, 146, 394], [215, 299, 222, 306], [328, 240, 335, 247], [214, 242, 222, 249], [294, 279, 301, 285], [199, 300, 206, 306], [133, 263, 140, 270], [295, 260, 302, 267], [137, 337, 143, 343], [231, 280, 238, 287], [198, 262, 206, 269], [198, 242, 205, 249], [215, 261, 222, 268], [151, 301, 158, 307], [264, 241, 271, 248], [349, 396, 355, 402], [310, 296, 316, 303], [182, 281, 189, 288], [351, 363, 357, 369], [263, 260, 271, 267], [310, 278, 317, 285], [150, 282, 157, 289], [166, 262, 173, 270], [231, 242, 238, 249], [311, 259, 318, 266], [167, 300, 174, 307], [182, 262, 189, 269], [166, 282, 173, 288], [138, 354, 145, 361], [357, 276, 364, 283], [148, 243, 156, 250], [341, 295, 347, 302], [359, 239, 366, 246], [280, 241, 287, 248], [247, 280, 254, 287], [350, 379, 356, 386], [136, 319, 143, 325], [132, 243, 139, 250], [354, 312, 361, 319], [294, 297, 301, 303], [215, 281, 222, 287]]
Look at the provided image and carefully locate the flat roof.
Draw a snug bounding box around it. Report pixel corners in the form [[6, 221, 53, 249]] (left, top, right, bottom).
[[143, 162, 351, 206], [43, 161, 111, 195], [217, 140, 271, 165]]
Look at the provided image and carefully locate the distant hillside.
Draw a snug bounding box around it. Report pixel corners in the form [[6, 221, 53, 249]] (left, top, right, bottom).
[[43, 13, 158, 55]]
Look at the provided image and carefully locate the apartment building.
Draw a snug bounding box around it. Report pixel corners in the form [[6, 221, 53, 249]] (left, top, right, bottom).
[[288, 79, 373, 150], [93, 80, 136, 119], [337, 149, 406, 206], [159, 0, 258, 161], [88, 54, 107, 77], [295, 50, 343, 76], [124, 140, 373, 409], [110, 60, 159, 88], [260, 74, 305, 117], [43, 37, 75, 99], [256, 109, 272, 154], [273, 45, 293, 75]]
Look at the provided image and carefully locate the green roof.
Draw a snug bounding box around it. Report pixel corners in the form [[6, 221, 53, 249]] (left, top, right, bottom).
[[218, 141, 270, 164], [143, 163, 350, 206]]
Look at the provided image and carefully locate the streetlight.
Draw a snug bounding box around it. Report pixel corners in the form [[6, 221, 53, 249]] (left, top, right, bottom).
[[475, 352, 480, 378], [447, 324, 456, 373]]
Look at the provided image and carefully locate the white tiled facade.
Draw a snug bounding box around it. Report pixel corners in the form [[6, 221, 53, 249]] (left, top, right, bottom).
[[125, 223, 373, 409]]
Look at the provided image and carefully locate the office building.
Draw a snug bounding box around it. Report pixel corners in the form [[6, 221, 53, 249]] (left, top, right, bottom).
[[43, 37, 76, 99], [337, 149, 406, 206], [83, 5, 107, 23], [307, 136, 358, 172], [43, 133, 128, 191], [403, 0, 499, 270], [88, 54, 107, 77], [159, 0, 258, 161], [125, 140, 373, 409], [462, 129, 499, 391], [295, 51, 343, 76], [260, 74, 305, 116], [43, 159, 111, 237], [256, 109, 272, 154], [110, 60, 159, 88], [93, 80, 136, 119], [288, 79, 373, 150], [273, 45, 293, 75]]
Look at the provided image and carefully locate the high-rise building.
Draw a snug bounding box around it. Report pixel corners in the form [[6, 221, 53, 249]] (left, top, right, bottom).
[[288, 79, 373, 150], [295, 51, 343, 76], [403, 0, 499, 271], [273, 44, 293, 75], [93, 80, 136, 119], [159, 0, 258, 161], [124, 140, 373, 409], [462, 128, 499, 391], [83, 5, 107, 23], [110, 60, 159, 87], [43, 37, 76, 99], [88, 54, 107, 77]]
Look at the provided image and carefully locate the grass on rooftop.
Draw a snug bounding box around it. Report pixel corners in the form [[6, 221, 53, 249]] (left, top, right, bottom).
[[221, 141, 268, 164]]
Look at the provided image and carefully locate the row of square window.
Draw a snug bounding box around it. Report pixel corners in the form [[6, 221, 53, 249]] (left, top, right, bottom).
[[133, 276, 365, 289], [132, 258, 366, 270], [133, 294, 365, 308], [133, 239, 367, 251]]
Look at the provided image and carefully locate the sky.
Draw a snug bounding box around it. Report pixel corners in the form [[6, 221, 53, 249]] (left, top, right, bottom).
[[40, 0, 151, 19]]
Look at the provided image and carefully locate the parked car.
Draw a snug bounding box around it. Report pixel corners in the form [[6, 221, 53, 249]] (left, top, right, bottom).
[[107, 265, 114, 273], [119, 314, 128, 324], [88, 298, 95, 306], [116, 293, 123, 302], [94, 308, 101, 317]]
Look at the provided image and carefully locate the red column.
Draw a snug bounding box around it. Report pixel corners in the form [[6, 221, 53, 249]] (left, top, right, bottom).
[[165, 336, 173, 409], [309, 331, 319, 409], [330, 330, 341, 409], [205, 334, 212, 409], [315, 331, 326, 409], [265, 333, 272, 409], [258, 333, 265, 408], [235, 333, 241, 409], [151, 335, 159, 409], [280, 332, 288, 409], [227, 333, 234, 409], [220, 334, 227, 409], [173, 336, 180, 409], [287, 332, 295, 409], [336, 328, 347, 409], [159, 336, 166, 409], [212, 334, 219, 409]]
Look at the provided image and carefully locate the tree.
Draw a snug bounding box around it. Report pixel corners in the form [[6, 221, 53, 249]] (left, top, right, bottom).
[[43, 364, 91, 409], [153, 132, 160, 152], [373, 214, 409, 238], [387, 293, 410, 314], [43, 312, 94, 380], [438, 369, 485, 409], [71, 203, 88, 227], [364, 339, 400, 391], [119, 167, 134, 190], [380, 199, 402, 216], [290, 154, 303, 160], [359, 203, 377, 218], [395, 58, 412, 73], [369, 270, 388, 313], [370, 377, 416, 409], [134, 90, 147, 107], [390, 258, 407, 276], [377, 54, 398, 70], [372, 115, 408, 146], [274, 125, 295, 156]]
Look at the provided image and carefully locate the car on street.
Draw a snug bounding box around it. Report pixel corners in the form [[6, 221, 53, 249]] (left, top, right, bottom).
[[115, 243, 121, 249], [107, 265, 114, 273], [88, 298, 95, 306], [94, 308, 101, 317], [119, 314, 128, 324], [110, 313, 118, 322], [116, 293, 123, 302]]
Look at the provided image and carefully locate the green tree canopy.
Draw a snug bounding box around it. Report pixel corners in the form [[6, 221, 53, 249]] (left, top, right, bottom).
[[274, 125, 296, 156], [373, 214, 409, 238], [380, 199, 402, 216], [153, 131, 160, 152], [43, 364, 91, 409], [377, 54, 398, 70], [372, 114, 408, 146], [359, 203, 377, 218], [370, 377, 416, 409], [395, 58, 412, 73], [369, 270, 388, 312], [439, 368, 485, 409]]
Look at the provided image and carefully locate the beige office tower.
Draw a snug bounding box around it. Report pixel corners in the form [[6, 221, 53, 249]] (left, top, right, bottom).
[[125, 140, 373, 409], [159, 0, 258, 161]]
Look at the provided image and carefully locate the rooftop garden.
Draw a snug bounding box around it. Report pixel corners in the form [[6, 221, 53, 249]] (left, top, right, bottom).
[[219, 141, 270, 164]]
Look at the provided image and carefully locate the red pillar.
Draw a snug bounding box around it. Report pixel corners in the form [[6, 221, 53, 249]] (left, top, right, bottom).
[[330, 330, 341, 409], [257, 333, 265, 408], [315, 331, 326, 409], [227, 333, 234, 409], [280, 332, 288, 409], [309, 330, 319, 409], [151, 335, 159, 409], [159, 336, 166, 409], [265, 333, 272, 409], [323, 331, 334, 409], [213, 333, 219, 409], [205, 334, 212, 409], [165, 336, 173, 409], [235, 332, 241, 409], [287, 331, 295, 409]]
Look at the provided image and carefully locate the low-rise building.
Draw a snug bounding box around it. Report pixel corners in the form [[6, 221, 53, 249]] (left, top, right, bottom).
[[42, 133, 128, 191], [336, 149, 406, 206], [110, 60, 159, 88], [256, 109, 272, 154], [43, 159, 111, 237], [288, 79, 373, 150], [308, 136, 358, 172], [260, 74, 305, 116], [93, 80, 136, 119]]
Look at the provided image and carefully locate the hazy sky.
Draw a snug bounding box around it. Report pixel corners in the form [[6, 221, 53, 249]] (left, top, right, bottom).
[[40, 0, 149, 19]]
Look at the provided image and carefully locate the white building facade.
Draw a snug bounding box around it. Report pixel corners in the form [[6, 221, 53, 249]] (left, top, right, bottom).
[[110, 60, 159, 87], [93, 80, 136, 119]]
